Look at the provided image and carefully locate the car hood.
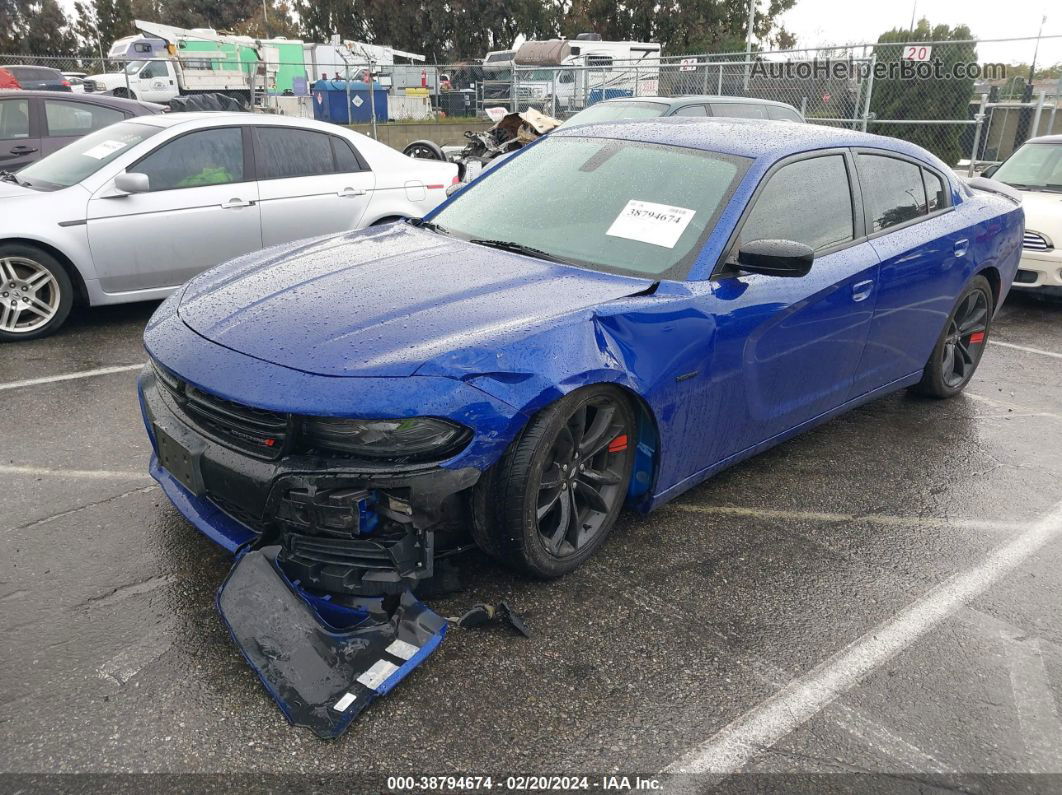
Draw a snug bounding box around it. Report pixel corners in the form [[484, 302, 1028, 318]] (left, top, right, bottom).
[[0, 182, 36, 200], [178, 224, 652, 378], [1018, 189, 1062, 237]]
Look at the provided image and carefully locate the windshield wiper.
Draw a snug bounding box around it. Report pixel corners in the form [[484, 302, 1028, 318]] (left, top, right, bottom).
[[0, 171, 25, 186], [467, 238, 569, 264], [407, 218, 451, 235]]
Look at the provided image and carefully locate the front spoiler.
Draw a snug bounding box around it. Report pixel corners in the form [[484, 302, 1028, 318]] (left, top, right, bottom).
[[217, 546, 447, 739]]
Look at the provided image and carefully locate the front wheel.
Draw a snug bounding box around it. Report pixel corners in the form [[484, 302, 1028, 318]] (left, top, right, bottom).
[[0, 245, 74, 341], [472, 385, 636, 578], [912, 275, 993, 398]]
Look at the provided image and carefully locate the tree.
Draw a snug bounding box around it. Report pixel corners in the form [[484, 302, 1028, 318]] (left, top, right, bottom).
[[870, 19, 977, 166]]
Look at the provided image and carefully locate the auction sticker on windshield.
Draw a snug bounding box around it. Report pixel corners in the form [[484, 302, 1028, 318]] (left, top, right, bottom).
[[82, 140, 128, 160], [606, 199, 696, 248]]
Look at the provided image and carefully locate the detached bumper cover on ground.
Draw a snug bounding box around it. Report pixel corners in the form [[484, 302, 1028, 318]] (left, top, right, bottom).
[[217, 546, 446, 739]]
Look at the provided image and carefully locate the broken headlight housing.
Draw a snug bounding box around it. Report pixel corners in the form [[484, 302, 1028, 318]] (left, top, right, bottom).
[[301, 417, 471, 461]]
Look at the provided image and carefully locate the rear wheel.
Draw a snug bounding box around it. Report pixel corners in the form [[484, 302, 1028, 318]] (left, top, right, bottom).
[[0, 245, 74, 341], [912, 275, 993, 398], [472, 385, 636, 578]]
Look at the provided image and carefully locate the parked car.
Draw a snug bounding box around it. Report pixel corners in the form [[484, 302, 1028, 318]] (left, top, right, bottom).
[[139, 118, 1022, 598], [3, 65, 71, 92], [0, 90, 164, 171], [62, 71, 88, 93], [0, 68, 19, 90], [982, 134, 1062, 296], [559, 95, 806, 127], [0, 113, 458, 340]]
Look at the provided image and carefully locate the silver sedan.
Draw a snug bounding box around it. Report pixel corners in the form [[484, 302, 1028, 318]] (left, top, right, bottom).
[[0, 112, 457, 340]]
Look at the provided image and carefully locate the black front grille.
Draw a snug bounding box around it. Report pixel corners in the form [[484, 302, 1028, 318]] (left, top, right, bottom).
[[82, 79, 99, 92], [154, 364, 290, 459]]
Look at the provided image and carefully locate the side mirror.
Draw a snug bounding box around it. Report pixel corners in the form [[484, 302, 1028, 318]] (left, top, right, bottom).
[[737, 239, 814, 277], [980, 163, 999, 178], [114, 172, 149, 194]]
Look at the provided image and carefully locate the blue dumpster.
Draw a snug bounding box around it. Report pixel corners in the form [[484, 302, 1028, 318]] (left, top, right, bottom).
[[311, 80, 388, 124], [588, 88, 633, 106]]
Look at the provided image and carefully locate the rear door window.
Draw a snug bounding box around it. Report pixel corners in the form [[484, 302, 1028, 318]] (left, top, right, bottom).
[[710, 102, 768, 119], [739, 154, 855, 251], [922, 169, 947, 212], [45, 100, 125, 137], [254, 127, 337, 179], [767, 105, 804, 122], [0, 98, 30, 139], [857, 154, 928, 232]]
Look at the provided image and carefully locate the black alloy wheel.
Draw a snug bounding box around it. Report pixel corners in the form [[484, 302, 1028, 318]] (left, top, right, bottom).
[[913, 275, 993, 398], [472, 385, 637, 578]]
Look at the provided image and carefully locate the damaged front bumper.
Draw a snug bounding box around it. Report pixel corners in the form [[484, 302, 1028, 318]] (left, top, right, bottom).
[[218, 546, 447, 739], [139, 366, 482, 596]]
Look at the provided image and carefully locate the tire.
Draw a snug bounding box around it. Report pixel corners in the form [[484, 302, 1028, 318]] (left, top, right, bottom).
[[911, 275, 993, 399], [0, 244, 75, 342], [471, 385, 637, 578], [402, 140, 446, 160]]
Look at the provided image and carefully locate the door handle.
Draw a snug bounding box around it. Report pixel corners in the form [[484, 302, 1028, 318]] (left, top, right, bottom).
[[9, 145, 37, 154], [337, 187, 366, 198], [953, 238, 969, 257], [851, 279, 874, 302], [220, 198, 254, 209]]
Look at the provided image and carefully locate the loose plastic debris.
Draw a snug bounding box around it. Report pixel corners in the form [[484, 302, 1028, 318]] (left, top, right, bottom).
[[217, 546, 446, 739]]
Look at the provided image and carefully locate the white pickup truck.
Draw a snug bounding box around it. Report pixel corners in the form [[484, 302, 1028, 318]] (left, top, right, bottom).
[[83, 57, 253, 105]]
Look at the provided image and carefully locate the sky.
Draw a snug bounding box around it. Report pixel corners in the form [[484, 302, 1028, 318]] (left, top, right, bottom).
[[776, 0, 1062, 66]]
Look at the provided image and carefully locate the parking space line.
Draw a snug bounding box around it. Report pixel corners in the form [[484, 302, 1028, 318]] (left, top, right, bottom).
[[989, 341, 1062, 360], [585, 565, 956, 775], [0, 363, 143, 392], [663, 498, 1062, 777], [1004, 635, 1062, 771], [671, 503, 1025, 533], [965, 391, 1062, 421], [0, 464, 150, 480]]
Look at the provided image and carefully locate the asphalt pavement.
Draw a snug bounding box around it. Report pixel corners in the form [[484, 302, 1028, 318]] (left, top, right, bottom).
[[1, 293, 1061, 792]]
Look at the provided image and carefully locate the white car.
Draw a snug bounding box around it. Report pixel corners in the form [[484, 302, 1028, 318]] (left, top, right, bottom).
[[0, 113, 458, 340], [984, 134, 1062, 296]]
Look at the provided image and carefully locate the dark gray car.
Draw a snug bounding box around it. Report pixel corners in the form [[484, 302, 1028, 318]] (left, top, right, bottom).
[[3, 65, 72, 91], [560, 95, 806, 128], [0, 90, 164, 171]]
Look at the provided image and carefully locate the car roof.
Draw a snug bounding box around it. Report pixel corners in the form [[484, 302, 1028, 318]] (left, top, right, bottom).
[[130, 112, 362, 135], [595, 95, 800, 110], [553, 116, 945, 166], [0, 89, 159, 109], [1026, 134, 1062, 145], [4, 64, 62, 73]]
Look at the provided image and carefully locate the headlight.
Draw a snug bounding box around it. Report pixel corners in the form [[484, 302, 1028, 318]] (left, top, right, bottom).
[[301, 417, 471, 461]]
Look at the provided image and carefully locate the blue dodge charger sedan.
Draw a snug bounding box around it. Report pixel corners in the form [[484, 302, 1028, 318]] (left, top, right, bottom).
[[140, 118, 1023, 594]]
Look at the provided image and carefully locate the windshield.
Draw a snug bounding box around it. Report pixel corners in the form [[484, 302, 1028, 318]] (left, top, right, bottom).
[[17, 121, 161, 190], [992, 142, 1062, 191], [124, 60, 146, 74], [431, 136, 748, 280], [562, 101, 670, 128]]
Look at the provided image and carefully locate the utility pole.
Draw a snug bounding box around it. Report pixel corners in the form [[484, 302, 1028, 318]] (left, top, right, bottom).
[[261, 0, 270, 38], [744, 0, 755, 91], [909, 0, 917, 33], [1029, 14, 1046, 84]]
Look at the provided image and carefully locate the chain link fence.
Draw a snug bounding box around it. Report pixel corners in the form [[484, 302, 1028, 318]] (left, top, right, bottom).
[[3, 36, 1060, 171]]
